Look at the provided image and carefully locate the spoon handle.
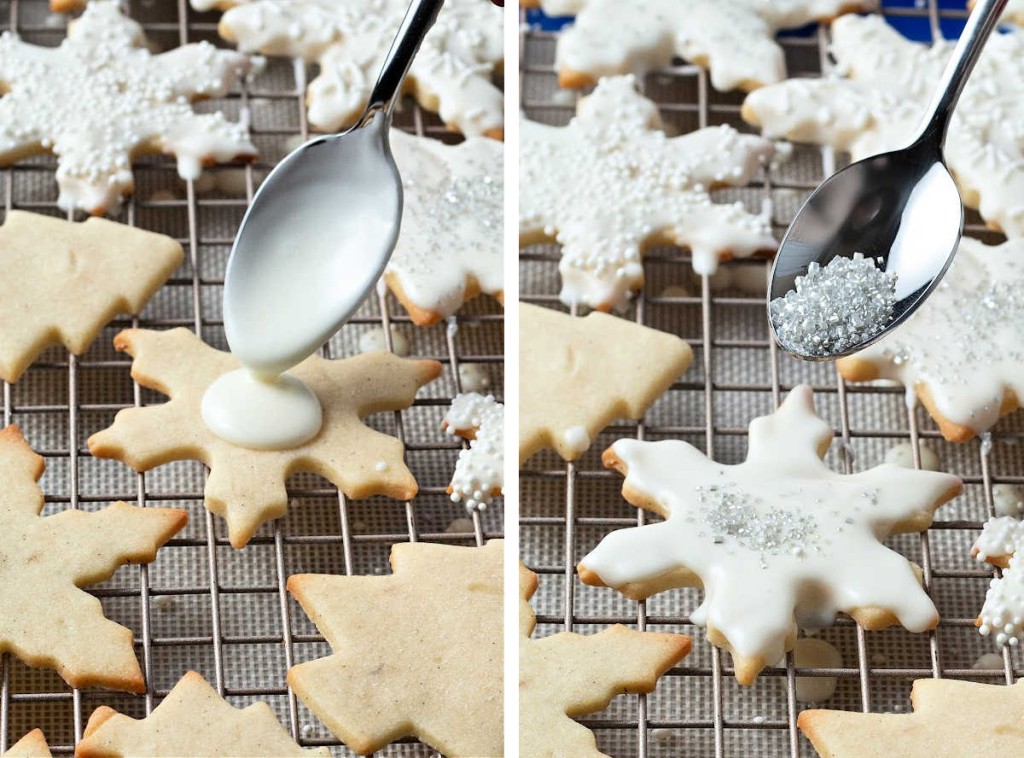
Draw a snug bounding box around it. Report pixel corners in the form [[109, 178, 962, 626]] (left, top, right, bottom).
[[363, 0, 447, 121], [916, 0, 1008, 148]]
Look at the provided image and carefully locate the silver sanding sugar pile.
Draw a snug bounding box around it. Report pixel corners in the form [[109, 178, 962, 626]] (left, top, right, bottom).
[[770, 252, 897, 357]]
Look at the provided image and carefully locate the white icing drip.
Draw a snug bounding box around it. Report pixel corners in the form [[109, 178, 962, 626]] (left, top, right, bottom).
[[973, 652, 1005, 670], [444, 393, 503, 512], [358, 327, 410, 357], [562, 426, 591, 456], [789, 637, 843, 703], [458, 363, 491, 394], [581, 385, 961, 670], [993, 484, 1024, 519], [0, 0, 254, 214], [520, 76, 775, 309], [974, 516, 1024, 646], [219, 0, 503, 136], [884, 443, 940, 472]]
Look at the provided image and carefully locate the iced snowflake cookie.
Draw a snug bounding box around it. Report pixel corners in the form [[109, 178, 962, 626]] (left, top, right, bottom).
[[444, 393, 503, 512], [0, 1, 255, 215], [578, 385, 963, 685], [836, 238, 1024, 443], [386, 130, 503, 326], [218, 0, 502, 138], [800, 679, 1024, 757], [288, 540, 502, 756], [87, 328, 441, 548], [520, 0, 875, 91], [0, 211, 183, 383], [2, 731, 50, 758], [77, 671, 330, 757], [971, 516, 1024, 647], [519, 562, 690, 758], [520, 303, 692, 463], [520, 76, 775, 309], [0, 425, 186, 692], [743, 13, 1024, 237]]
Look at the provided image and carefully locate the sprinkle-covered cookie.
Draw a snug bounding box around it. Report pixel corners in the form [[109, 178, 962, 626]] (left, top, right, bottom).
[[0, 0, 255, 214], [2, 730, 50, 758], [288, 541, 503, 756], [0, 425, 186, 693], [386, 130, 503, 326], [218, 0, 503, 138], [519, 562, 690, 758], [743, 13, 1024, 237], [578, 385, 962, 684], [519, 303, 692, 463], [88, 328, 441, 548], [521, 0, 876, 92], [77, 671, 330, 757], [521, 75, 775, 309], [0, 211, 182, 383], [972, 515, 1024, 647], [443, 392, 504, 512], [837, 238, 1024, 443]]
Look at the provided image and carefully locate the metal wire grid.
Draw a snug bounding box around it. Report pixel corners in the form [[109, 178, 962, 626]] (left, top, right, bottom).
[[0, 0, 504, 755], [519, 3, 1023, 757]]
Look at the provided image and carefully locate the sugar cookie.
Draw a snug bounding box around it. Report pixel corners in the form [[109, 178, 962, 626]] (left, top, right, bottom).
[[3, 730, 50, 758], [519, 562, 691, 757], [972, 515, 1024, 646], [88, 328, 441, 548], [77, 671, 330, 757], [287, 540, 503, 756], [578, 385, 962, 684], [519, 303, 692, 463], [0, 425, 186, 693], [443, 392, 504, 511], [521, 75, 775, 309], [0, 1, 255, 214], [0, 211, 182, 383]]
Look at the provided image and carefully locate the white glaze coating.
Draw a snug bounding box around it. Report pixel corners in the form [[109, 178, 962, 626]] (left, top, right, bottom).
[[520, 76, 775, 309], [580, 385, 961, 673], [387, 130, 502, 320], [790, 638, 843, 703], [993, 484, 1024, 519], [842, 237, 1024, 436], [562, 426, 590, 456], [0, 1, 254, 214], [219, 0, 503, 137], [535, 0, 875, 92], [743, 14, 1024, 237], [444, 393, 503, 512], [973, 516, 1024, 646], [884, 442, 940, 472], [457, 363, 491, 394], [358, 327, 410, 357]]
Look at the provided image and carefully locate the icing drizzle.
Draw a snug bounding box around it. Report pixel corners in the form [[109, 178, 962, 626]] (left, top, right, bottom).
[[444, 393, 503, 512]]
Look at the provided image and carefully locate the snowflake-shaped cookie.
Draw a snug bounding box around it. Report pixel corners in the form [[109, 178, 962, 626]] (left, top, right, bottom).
[[522, 0, 875, 91], [0, 211, 183, 383], [0, 1, 255, 214], [972, 516, 1024, 647], [218, 0, 503, 138], [77, 671, 330, 757], [519, 563, 690, 757], [578, 385, 963, 685], [743, 13, 1024, 237], [443, 392, 503, 512], [520, 303, 692, 463], [87, 328, 441, 548], [386, 130, 503, 326], [837, 237, 1024, 442], [0, 424, 186, 693], [288, 540, 503, 756], [800, 679, 1024, 756], [520, 76, 775, 309], [2, 730, 50, 758]]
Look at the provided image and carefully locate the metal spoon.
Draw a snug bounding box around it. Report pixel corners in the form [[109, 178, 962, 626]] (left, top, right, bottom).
[[767, 0, 1008, 361], [222, 0, 444, 377]]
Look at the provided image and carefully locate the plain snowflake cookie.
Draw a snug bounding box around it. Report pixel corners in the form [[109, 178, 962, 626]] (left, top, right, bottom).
[[521, 0, 876, 91], [578, 385, 963, 684], [288, 540, 503, 756], [837, 237, 1024, 442], [521, 75, 775, 309], [743, 13, 1024, 237], [0, 210, 183, 383], [519, 303, 692, 464], [519, 562, 690, 758], [0, 424, 186, 693], [87, 328, 441, 548], [218, 0, 503, 138], [443, 392, 504, 511], [0, 0, 255, 214]]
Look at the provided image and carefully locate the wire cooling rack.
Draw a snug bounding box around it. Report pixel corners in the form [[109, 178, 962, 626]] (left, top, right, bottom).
[[0, 0, 504, 755], [519, 3, 1023, 756]]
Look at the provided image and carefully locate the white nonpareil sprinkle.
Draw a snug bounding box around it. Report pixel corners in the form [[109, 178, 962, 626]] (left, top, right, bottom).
[[973, 516, 1024, 646], [444, 393, 504, 512], [770, 253, 897, 357]]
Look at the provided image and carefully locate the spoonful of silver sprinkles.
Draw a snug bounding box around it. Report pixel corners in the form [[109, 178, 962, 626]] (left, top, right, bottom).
[[766, 0, 1008, 361]]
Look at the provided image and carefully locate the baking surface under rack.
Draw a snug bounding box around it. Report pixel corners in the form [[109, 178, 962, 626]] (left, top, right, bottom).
[[519, 3, 1021, 757], [0, 1, 504, 755]]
